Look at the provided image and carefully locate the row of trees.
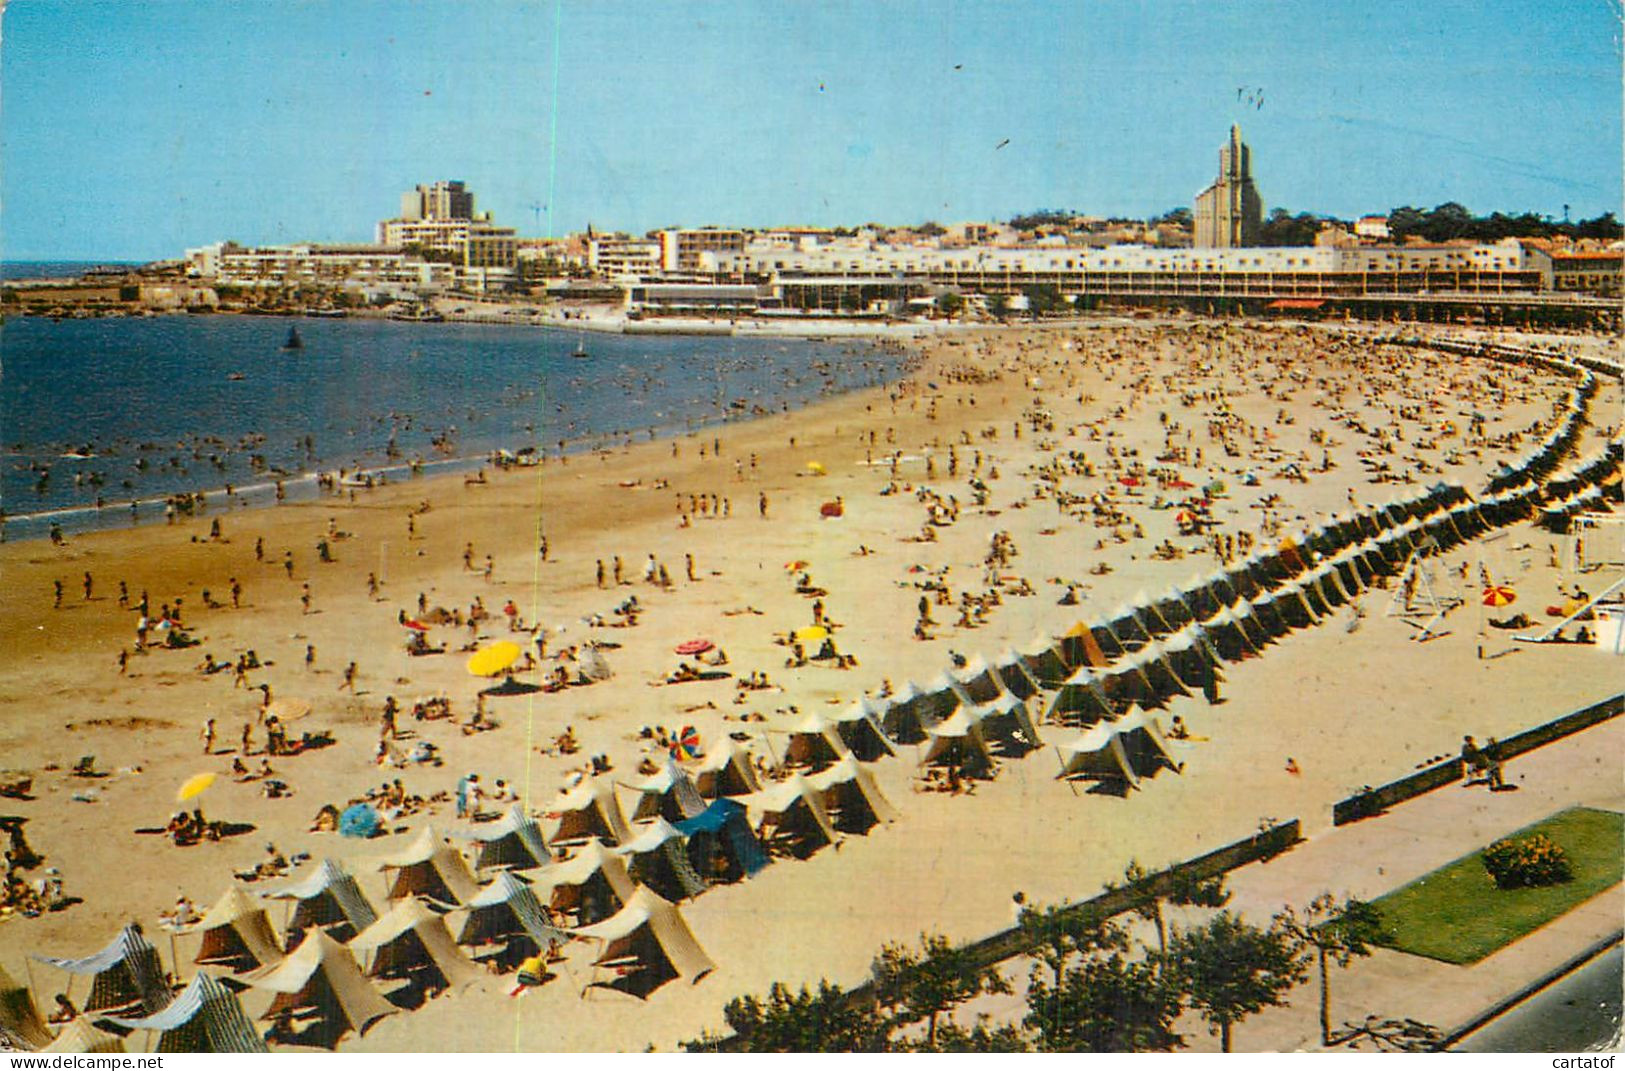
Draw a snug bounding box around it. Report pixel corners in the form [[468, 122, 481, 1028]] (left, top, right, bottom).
[[688, 868, 1385, 1053]]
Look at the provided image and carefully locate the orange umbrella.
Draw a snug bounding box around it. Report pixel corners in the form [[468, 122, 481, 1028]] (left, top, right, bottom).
[[1482, 586, 1516, 608]]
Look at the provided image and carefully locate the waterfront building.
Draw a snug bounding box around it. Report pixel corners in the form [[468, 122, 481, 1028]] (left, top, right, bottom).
[[659, 229, 747, 273], [377, 181, 518, 269], [1193, 125, 1264, 248]]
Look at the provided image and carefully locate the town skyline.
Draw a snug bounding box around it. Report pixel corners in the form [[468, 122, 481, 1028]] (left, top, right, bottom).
[[2, 0, 1619, 260]]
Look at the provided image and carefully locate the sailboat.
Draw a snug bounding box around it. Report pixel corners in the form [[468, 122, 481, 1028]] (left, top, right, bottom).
[[282, 325, 304, 351], [572, 334, 589, 359]]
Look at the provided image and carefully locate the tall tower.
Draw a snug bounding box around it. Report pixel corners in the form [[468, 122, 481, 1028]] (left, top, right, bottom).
[[1193, 125, 1264, 247]]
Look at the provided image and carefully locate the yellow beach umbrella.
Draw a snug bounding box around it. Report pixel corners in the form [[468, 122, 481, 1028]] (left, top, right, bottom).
[[793, 625, 829, 643], [466, 641, 522, 677], [1481, 586, 1516, 608], [806, 461, 827, 476], [177, 772, 217, 803]]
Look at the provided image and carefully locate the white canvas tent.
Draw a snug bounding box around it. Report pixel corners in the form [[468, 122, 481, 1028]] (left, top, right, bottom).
[[748, 774, 840, 859], [1055, 711, 1181, 788], [574, 887, 715, 999], [692, 737, 761, 798], [194, 886, 284, 972], [245, 931, 396, 1049], [267, 859, 378, 949], [808, 756, 898, 834], [456, 870, 572, 963], [528, 839, 636, 926], [457, 804, 552, 871], [375, 826, 481, 906], [349, 897, 485, 998], [547, 780, 631, 848], [613, 818, 710, 901]]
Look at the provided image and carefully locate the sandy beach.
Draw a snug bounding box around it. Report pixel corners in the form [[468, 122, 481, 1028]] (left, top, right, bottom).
[[1, 318, 1619, 1052]]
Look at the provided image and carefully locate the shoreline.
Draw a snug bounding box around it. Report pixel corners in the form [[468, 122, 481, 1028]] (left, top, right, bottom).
[[1, 318, 1618, 1052]]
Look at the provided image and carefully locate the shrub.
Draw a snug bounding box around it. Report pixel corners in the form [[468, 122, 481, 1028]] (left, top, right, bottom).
[[1482, 833, 1572, 889]]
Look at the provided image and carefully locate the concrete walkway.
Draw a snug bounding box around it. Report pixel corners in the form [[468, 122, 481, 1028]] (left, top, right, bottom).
[[1200, 716, 1623, 1052]]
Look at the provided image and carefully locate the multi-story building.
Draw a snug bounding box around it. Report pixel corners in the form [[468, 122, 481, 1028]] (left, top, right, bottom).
[[1527, 249, 1624, 297], [659, 228, 747, 272], [1193, 125, 1264, 248], [377, 181, 518, 270], [184, 241, 443, 291], [1354, 215, 1392, 241], [587, 236, 663, 279]]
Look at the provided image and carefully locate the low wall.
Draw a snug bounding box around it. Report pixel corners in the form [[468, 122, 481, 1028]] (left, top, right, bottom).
[[1333, 693, 1623, 826]]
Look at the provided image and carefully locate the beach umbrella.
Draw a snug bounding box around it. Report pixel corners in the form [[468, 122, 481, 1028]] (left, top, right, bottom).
[[806, 461, 827, 476], [670, 726, 701, 760], [674, 639, 714, 656], [265, 698, 312, 722], [401, 619, 430, 633], [1481, 586, 1517, 608], [466, 641, 522, 677], [177, 772, 217, 803], [793, 625, 829, 643], [338, 803, 380, 839], [1119, 476, 1142, 487], [784, 561, 809, 572], [1167, 479, 1195, 490], [1175, 510, 1198, 527]]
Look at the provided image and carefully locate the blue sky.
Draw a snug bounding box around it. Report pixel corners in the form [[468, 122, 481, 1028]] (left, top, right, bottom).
[[2, 0, 1619, 259]]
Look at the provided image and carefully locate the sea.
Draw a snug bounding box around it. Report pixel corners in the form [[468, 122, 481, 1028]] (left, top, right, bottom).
[[0, 314, 907, 540]]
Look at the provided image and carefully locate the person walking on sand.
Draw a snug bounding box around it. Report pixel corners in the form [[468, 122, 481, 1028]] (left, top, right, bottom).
[[241, 722, 253, 756], [614, 556, 625, 585], [53, 579, 63, 609], [300, 583, 312, 615], [82, 572, 93, 600], [117, 648, 128, 676], [686, 553, 697, 582], [463, 543, 475, 571], [283, 551, 294, 579], [118, 581, 129, 608], [759, 492, 769, 518], [230, 577, 242, 609], [367, 572, 379, 600], [340, 661, 357, 692], [304, 644, 315, 671], [201, 718, 216, 755], [596, 560, 606, 589]]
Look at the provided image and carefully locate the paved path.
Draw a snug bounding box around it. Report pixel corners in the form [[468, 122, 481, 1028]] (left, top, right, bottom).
[[1201, 716, 1623, 1052]]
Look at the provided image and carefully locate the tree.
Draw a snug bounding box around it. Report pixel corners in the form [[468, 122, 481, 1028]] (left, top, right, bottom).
[[914, 1019, 1032, 1052], [1022, 283, 1065, 316], [1018, 903, 1128, 993], [1168, 911, 1305, 1052], [1258, 209, 1323, 247], [1025, 947, 1183, 1052], [1151, 207, 1193, 228], [917, 221, 947, 237], [696, 979, 881, 1052], [1108, 860, 1230, 964], [1274, 894, 1386, 1045], [937, 292, 965, 319], [986, 292, 1010, 319], [872, 932, 1010, 1049]]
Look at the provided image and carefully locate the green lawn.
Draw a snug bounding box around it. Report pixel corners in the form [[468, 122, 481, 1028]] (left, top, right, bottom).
[[1369, 807, 1624, 965]]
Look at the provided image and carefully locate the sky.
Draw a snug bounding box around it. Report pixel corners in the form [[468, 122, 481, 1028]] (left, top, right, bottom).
[[1, 0, 1620, 260]]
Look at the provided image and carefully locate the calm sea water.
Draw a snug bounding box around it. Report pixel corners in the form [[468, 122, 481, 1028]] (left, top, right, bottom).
[[1, 260, 136, 280], [0, 315, 904, 538]]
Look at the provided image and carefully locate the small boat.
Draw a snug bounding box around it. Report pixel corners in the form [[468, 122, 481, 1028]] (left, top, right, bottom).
[[282, 326, 304, 350], [572, 335, 589, 359], [227, 372, 246, 381]]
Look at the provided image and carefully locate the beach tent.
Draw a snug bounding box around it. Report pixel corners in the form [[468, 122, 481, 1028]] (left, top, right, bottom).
[[991, 649, 1043, 700], [1181, 573, 1223, 622], [614, 819, 710, 902], [194, 887, 283, 973], [749, 775, 839, 860], [673, 798, 770, 884], [920, 708, 998, 779], [949, 656, 1005, 704], [776, 714, 851, 772], [456, 871, 571, 967], [0, 964, 51, 1050], [1161, 627, 1224, 695], [626, 762, 707, 825], [34, 924, 170, 1017], [808, 757, 899, 834], [1245, 593, 1293, 639], [1055, 711, 1180, 788], [458, 804, 552, 871], [574, 887, 715, 999], [349, 898, 484, 1000], [1152, 587, 1196, 630], [1204, 605, 1260, 661], [245, 931, 395, 1049], [877, 682, 938, 744], [530, 840, 635, 926], [267, 859, 377, 950], [1222, 561, 1263, 602], [547, 780, 631, 848], [1048, 664, 1115, 726], [376, 826, 481, 907], [105, 971, 267, 1054], [828, 700, 896, 762], [693, 738, 761, 799], [1016, 635, 1071, 689], [40, 1020, 125, 1054], [1103, 602, 1152, 647]]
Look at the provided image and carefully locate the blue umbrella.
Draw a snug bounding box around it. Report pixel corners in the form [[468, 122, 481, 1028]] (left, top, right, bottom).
[[338, 803, 380, 838]]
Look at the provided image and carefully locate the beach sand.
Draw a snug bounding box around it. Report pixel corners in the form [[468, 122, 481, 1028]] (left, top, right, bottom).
[[0, 319, 1618, 1051]]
